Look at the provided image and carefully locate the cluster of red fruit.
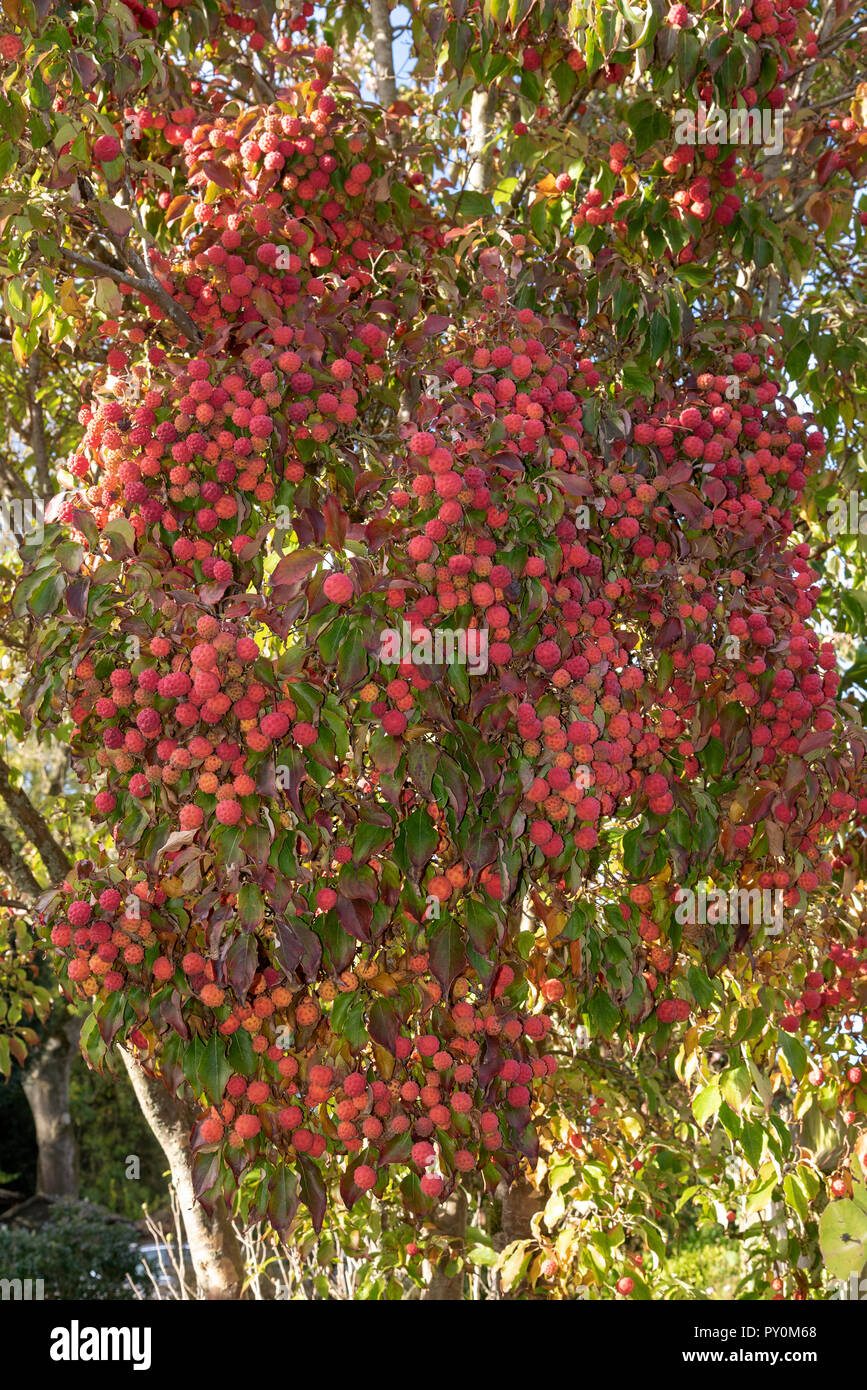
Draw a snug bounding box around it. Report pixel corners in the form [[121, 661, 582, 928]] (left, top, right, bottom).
[[779, 938, 867, 1033]]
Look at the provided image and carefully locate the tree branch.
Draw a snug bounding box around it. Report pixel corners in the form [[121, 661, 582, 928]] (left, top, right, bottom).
[[370, 0, 398, 111], [25, 356, 51, 500], [0, 752, 71, 883], [509, 86, 585, 213], [0, 825, 42, 899], [61, 247, 202, 348]]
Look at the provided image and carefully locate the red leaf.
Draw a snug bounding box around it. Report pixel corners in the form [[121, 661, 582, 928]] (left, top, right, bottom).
[[367, 997, 399, 1054], [336, 895, 372, 943], [165, 195, 191, 224], [429, 918, 466, 995], [200, 159, 237, 190], [270, 549, 320, 588]]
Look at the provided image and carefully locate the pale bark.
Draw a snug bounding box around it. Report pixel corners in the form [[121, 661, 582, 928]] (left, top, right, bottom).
[[120, 1049, 245, 1300], [20, 1014, 81, 1198], [370, 0, 397, 110], [468, 90, 497, 193]]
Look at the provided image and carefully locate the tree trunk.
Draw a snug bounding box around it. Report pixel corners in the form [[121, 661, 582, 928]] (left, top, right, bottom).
[[20, 1014, 81, 1198], [494, 1175, 544, 1299], [500, 1175, 543, 1245], [421, 1188, 467, 1300], [120, 1049, 245, 1300], [468, 89, 497, 192], [370, 0, 397, 110]]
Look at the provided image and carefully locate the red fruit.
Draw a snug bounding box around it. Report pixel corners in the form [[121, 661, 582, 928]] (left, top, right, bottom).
[[234, 1114, 261, 1139], [616, 1276, 634, 1295], [848, 1067, 862, 1085], [68, 900, 93, 927], [94, 134, 121, 163], [323, 572, 354, 604]]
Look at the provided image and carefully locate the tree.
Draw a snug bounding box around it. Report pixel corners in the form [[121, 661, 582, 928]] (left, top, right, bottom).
[[1, 0, 866, 1299]]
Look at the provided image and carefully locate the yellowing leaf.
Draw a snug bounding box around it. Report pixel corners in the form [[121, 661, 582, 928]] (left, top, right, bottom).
[[534, 174, 561, 201], [546, 910, 567, 941], [367, 971, 399, 996]]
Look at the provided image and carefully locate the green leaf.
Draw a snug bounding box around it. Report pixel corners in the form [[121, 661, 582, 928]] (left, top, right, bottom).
[[467, 1244, 499, 1267], [395, 806, 437, 874], [699, 737, 725, 777], [198, 1033, 231, 1104], [687, 965, 716, 1009], [692, 1083, 721, 1126], [28, 573, 64, 618], [745, 1166, 778, 1216], [330, 991, 367, 1048], [741, 1117, 764, 1172], [337, 628, 368, 690], [783, 1171, 808, 1226], [777, 1031, 807, 1082], [721, 1065, 751, 1115], [529, 197, 548, 239], [587, 989, 620, 1040], [819, 1199, 867, 1281], [237, 882, 265, 930], [457, 190, 495, 220]]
